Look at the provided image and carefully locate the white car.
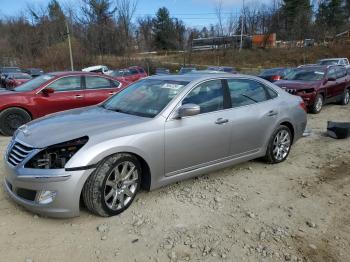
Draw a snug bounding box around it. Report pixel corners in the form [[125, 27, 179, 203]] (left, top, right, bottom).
[[82, 65, 113, 75], [317, 58, 350, 68]]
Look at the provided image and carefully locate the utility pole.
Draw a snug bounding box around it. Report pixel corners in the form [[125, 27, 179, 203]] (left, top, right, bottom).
[[239, 0, 245, 52], [66, 21, 74, 71]]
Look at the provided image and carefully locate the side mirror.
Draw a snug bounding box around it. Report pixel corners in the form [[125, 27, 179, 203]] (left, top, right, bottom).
[[175, 104, 200, 118], [42, 88, 55, 95]]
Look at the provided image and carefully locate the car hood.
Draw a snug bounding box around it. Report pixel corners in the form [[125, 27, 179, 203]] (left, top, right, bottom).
[[0, 88, 13, 94], [274, 80, 321, 90], [15, 106, 152, 148]]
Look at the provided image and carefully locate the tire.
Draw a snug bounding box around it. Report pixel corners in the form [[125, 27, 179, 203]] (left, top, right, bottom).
[[264, 125, 292, 164], [0, 107, 31, 136], [339, 88, 350, 105], [82, 153, 141, 217], [310, 93, 323, 114]]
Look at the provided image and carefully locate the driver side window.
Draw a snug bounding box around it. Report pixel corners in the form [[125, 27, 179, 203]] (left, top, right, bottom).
[[327, 68, 337, 79], [47, 76, 81, 92], [182, 80, 224, 114]]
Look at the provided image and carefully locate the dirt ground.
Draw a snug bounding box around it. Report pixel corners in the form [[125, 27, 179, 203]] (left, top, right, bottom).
[[0, 104, 349, 262]]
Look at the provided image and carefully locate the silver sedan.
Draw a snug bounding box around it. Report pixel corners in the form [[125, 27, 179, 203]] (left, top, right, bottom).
[[4, 74, 307, 217]]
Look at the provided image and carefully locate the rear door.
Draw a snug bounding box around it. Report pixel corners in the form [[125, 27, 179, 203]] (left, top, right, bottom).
[[226, 78, 280, 156], [335, 67, 347, 97], [33, 75, 85, 117], [83, 75, 122, 106]]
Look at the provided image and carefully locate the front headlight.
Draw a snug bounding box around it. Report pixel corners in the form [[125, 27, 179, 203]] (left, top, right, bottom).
[[25, 136, 88, 169]]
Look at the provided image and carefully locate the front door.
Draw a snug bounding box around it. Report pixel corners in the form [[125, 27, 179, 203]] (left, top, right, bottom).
[[164, 79, 232, 176], [34, 75, 85, 117]]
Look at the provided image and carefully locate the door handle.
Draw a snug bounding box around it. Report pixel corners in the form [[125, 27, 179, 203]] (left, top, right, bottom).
[[74, 94, 83, 99], [109, 92, 116, 95], [215, 118, 229, 125], [267, 110, 278, 117]]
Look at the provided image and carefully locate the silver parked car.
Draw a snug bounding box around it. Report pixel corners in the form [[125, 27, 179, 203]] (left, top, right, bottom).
[[4, 74, 307, 218]]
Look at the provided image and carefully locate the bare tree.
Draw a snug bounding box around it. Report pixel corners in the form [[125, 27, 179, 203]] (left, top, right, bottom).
[[215, 0, 224, 36], [115, 0, 138, 56]]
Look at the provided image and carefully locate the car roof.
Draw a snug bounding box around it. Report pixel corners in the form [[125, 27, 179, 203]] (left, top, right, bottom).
[[48, 71, 112, 77], [318, 58, 346, 61], [297, 65, 327, 70], [147, 73, 248, 82]]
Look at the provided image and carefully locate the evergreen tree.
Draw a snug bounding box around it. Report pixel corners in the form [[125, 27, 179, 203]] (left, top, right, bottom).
[[153, 7, 176, 50]]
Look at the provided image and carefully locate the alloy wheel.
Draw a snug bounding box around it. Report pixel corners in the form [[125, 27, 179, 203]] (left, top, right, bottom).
[[315, 96, 323, 112], [104, 161, 139, 211], [272, 130, 291, 161], [344, 91, 350, 104]]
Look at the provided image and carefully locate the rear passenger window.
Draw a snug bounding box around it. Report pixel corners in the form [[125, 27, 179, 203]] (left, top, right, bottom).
[[183, 80, 224, 114], [227, 79, 273, 108], [85, 76, 111, 89]]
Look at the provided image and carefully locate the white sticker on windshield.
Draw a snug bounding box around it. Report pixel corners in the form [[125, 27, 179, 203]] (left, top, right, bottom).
[[315, 71, 324, 75], [161, 83, 183, 90]]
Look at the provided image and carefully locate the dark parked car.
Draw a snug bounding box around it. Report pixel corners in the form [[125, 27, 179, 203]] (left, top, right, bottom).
[[111, 66, 147, 83], [155, 68, 170, 75], [258, 68, 292, 82], [0, 67, 21, 87], [207, 66, 237, 74], [179, 67, 197, 74], [0, 71, 128, 136], [22, 68, 44, 77], [4, 73, 32, 89], [274, 65, 350, 113]]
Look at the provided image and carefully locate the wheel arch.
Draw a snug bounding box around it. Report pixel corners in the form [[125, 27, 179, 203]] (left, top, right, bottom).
[[0, 106, 33, 119], [279, 121, 295, 144]]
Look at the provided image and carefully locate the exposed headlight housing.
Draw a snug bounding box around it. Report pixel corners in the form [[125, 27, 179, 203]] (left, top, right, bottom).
[[25, 136, 88, 169]]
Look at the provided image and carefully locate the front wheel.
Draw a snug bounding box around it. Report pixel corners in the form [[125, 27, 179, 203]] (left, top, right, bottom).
[[339, 89, 350, 105], [310, 94, 323, 114], [264, 125, 292, 164], [83, 153, 141, 217], [0, 107, 31, 136]]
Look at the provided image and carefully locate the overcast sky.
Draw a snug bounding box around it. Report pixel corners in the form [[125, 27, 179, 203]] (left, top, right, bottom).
[[0, 0, 268, 27]]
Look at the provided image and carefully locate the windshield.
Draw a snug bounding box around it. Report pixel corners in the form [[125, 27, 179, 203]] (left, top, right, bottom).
[[284, 69, 325, 81], [318, 60, 338, 65], [102, 79, 189, 118], [15, 74, 55, 92]]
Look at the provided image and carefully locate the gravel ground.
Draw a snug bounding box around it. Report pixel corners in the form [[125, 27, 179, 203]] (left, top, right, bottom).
[[0, 104, 349, 262]]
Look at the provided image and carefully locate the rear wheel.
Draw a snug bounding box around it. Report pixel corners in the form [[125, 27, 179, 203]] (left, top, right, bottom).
[[339, 88, 350, 105], [264, 125, 292, 164], [0, 108, 31, 136], [83, 153, 141, 217], [310, 93, 323, 114]]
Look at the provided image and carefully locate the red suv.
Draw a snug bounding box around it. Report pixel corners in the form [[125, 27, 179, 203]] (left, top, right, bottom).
[[0, 71, 128, 136], [111, 66, 147, 83], [274, 65, 350, 113]]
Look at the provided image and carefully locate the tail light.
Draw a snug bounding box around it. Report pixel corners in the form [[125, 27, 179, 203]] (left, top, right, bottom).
[[299, 101, 307, 112], [271, 75, 281, 81]]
